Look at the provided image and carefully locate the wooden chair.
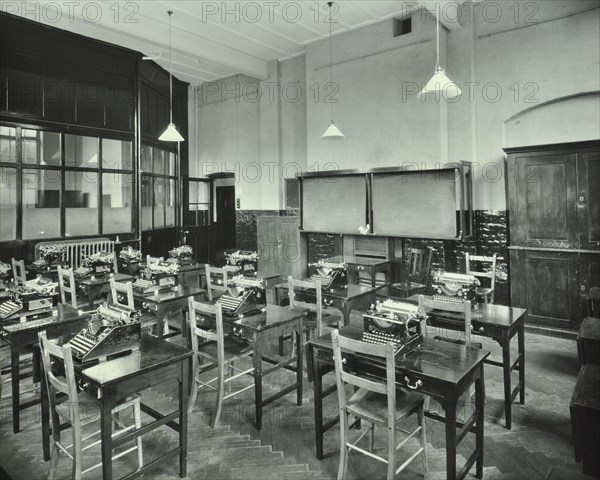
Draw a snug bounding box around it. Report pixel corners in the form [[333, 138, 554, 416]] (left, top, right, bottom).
[[187, 297, 255, 427], [391, 248, 433, 298], [205, 264, 229, 301], [109, 278, 134, 309], [38, 331, 143, 480], [11, 258, 27, 286], [332, 329, 427, 480], [57, 267, 93, 312], [465, 253, 497, 304], [288, 276, 341, 338], [418, 294, 472, 347]]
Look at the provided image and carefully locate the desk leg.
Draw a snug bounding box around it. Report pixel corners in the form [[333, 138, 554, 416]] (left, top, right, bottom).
[[179, 358, 189, 478], [518, 323, 525, 405], [41, 362, 50, 461], [476, 368, 485, 479], [444, 402, 457, 480], [88, 286, 95, 309], [11, 347, 20, 433], [156, 305, 166, 340], [253, 343, 263, 430], [296, 324, 303, 406], [340, 302, 351, 326], [311, 346, 325, 460], [100, 401, 113, 480], [502, 335, 512, 429]]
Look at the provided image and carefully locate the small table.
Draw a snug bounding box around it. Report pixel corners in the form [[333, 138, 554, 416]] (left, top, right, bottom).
[[76, 273, 135, 309], [1, 304, 88, 433], [274, 282, 383, 325], [134, 286, 206, 339], [308, 324, 489, 480], [577, 317, 600, 365], [40, 336, 192, 480], [328, 255, 394, 288], [27, 264, 60, 281], [409, 295, 527, 429], [197, 303, 304, 430]]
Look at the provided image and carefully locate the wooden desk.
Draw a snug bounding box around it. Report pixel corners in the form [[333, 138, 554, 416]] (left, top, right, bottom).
[[577, 317, 600, 365], [328, 255, 393, 288], [1, 304, 88, 433], [409, 295, 527, 429], [197, 303, 304, 430], [134, 286, 206, 339], [274, 283, 383, 325], [40, 336, 192, 480], [308, 324, 489, 480], [76, 273, 135, 309]]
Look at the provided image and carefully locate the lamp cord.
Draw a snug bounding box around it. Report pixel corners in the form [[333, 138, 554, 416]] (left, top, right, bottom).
[[435, 4, 440, 68], [328, 2, 334, 123], [168, 10, 173, 124]]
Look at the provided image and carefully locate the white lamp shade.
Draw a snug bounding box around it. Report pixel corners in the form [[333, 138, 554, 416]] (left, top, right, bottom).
[[419, 66, 462, 99], [321, 122, 345, 139], [159, 123, 185, 142]]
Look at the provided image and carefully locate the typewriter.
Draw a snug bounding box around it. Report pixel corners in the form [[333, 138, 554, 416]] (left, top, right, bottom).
[[167, 245, 194, 266], [432, 271, 480, 303], [217, 275, 266, 317], [68, 303, 141, 362], [0, 277, 58, 319], [132, 261, 179, 295], [119, 246, 142, 265], [74, 251, 116, 278], [361, 299, 425, 354], [0, 261, 9, 288], [309, 259, 347, 291], [226, 250, 259, 277], [32, 245, 66, 269]]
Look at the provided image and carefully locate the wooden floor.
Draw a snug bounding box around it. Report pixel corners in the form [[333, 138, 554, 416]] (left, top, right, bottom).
[[0, 314, 595, 480]]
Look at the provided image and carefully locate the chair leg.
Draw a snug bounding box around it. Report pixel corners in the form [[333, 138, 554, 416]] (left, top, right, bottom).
[[387, 425, 396, 480], [188, 378, 198, 416], [212, 365, 226, 428], [133, 402, 143, 470], [48, 410, 61, 480], [418, 407, 428, 477], [278, 335, 285, 356], [370, 423, 375, 452], [227, 362, 234, 395], [71, 417, 83, 480], [337, 411, 349, 480]]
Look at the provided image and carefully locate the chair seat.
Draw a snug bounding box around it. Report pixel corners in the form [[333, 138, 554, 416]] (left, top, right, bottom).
[[303, 310, 341, 330], [346, 388, 424, 425], [476, 287, 494, 296], [56, 391, 140, 426], [197, 336, 253, 363], [433, 335, 483, 349]]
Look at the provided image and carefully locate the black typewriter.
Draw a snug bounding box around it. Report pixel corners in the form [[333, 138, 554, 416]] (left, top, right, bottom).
[[217, 275, 266, 317], [68, 303, 141, 362], [226, 250, 258, 277], [167, 245, 194, 266], [132, 261, 179, 295], [432, 271, 480, 304], [362, 299, 425, 355], [74, 251, 116, 278], [309, 259, 347, 291], [0, 277, 58, 319]]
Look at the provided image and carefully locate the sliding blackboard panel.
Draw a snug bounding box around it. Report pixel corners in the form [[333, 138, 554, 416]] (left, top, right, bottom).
[[372, 171, 457, 238], [301, 175, 367, 234]]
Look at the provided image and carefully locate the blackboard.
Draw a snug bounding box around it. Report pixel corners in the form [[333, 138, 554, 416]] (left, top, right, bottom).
[[372, 170, 458, 238], [301, 175, 367, 234]]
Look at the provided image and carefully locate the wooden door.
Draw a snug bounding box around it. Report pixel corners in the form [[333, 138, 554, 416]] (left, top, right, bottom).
[[279, 217, 305, 279], [510, 152, 579, 249], [257, 217, 280, 277], [579, 253, 600, 314], [216, 186, 236, 252], [577, 151, 600, 250]]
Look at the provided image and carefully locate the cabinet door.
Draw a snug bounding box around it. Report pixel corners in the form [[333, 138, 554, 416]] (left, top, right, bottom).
[[510, 153, 579, 248], [513, 250, 580, 329], [257, 217, 280, 277], [579, 253, 600, 316], [6, 49, 44, 117], [578, 151, 600, 250], [279, 217, 305, 279]]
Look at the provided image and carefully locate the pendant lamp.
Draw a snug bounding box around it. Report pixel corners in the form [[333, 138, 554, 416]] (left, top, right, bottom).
[[322, 2, 344, 139], [419, 6, 462, 100], [159, 11, 185, 142]]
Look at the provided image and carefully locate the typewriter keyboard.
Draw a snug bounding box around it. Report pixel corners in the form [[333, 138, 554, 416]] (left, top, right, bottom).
[[217, 295, 242, 313], [0, 300, 22, 319], [362, 330, 403, 350], [74, 267, 92, 277], [309, 275, 332, 287], [68, 332, 98, 357], [133, 279, 154, 290], [433, 294, 465, 304]]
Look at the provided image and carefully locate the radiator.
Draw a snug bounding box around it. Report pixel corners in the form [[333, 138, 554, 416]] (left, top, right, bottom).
[[35, 239, 115, 269]]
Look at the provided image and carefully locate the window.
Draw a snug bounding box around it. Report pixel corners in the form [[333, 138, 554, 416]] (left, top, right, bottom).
[[0, 124, 134, 240], [285, 178, 300, 209], [141, 142, 178, 231], [186, 179, 210, 226]]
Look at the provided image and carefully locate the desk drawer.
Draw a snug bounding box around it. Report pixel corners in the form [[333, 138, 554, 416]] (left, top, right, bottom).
[[471, 321, 501, 339]]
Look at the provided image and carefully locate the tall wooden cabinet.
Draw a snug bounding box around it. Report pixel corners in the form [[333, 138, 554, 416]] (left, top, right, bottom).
[[257, 216, 307, 279], [505, 141, 600, 332]]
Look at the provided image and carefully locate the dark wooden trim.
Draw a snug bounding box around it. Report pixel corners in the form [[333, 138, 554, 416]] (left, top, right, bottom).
[[297, 163, 463, 179], [503, 140, 600, 155]]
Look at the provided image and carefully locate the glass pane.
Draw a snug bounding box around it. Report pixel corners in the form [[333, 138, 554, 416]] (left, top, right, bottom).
[[102, 138, 132, 170], [141, 175, 153, 231], [65, 135, 98, 167], [188, 180, 197, 204], [64, 170, 98, 236], [198, 182, 210, 203], [153, 147, 165, 175], [168, 152, 176, 175], [102, 172, 133, 234], [0, 126, 17, 163], [153, 177, 165, 228], [185, 206, 197, 227], [22, 130, 61, 166], [141, 144, 152, 173], [22, 169, 61, 239], [197, 204, 210, 226], [0, 167, 17, 240], [165, 179, 176, 227]]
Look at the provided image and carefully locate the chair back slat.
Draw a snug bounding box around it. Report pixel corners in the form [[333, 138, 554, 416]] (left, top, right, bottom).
[[110, 279, 134, 309], [465, 253, 497, 287], [288, 276, 325, 337], [418, 295, 472, 346], [406, 248, 434, 288], [205, 265, 229, 301], [57, 267, 78, 309], [11, 258, 27, 285]]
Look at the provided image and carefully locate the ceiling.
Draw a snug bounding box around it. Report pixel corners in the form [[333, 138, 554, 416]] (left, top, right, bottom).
[[16, 0, 465, 85]]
